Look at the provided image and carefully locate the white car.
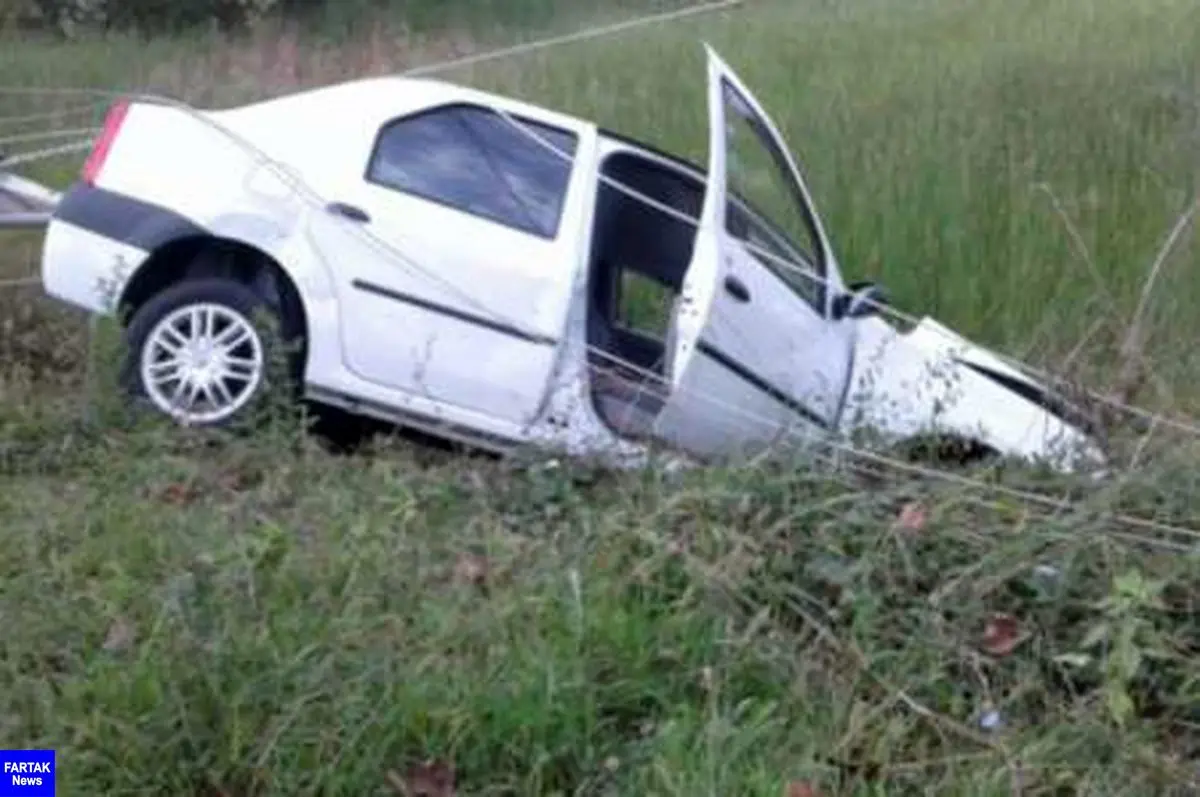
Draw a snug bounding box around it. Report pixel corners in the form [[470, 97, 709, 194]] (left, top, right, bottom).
[[38, 45, 1104, 471]]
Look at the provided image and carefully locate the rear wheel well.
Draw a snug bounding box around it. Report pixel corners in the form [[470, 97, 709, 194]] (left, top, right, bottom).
[[119, 235, 308, 353]]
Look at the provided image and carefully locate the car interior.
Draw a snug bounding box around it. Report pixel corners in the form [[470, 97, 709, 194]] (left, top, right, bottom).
[[584, 145, 706, 439]]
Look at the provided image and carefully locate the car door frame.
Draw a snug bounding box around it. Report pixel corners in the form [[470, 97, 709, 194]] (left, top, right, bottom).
[[650, 45, 857, 457], [317, 96, 599, 435]]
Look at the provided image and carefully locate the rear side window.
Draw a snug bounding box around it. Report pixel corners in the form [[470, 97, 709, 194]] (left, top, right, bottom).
[[367, 104, 579, 239]]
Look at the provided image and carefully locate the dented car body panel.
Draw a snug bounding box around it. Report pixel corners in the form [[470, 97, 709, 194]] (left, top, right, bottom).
[[33, 45, 1104, 472]]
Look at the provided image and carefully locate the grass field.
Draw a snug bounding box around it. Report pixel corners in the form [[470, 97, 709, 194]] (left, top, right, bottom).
[[2, 0, 1200, 794]]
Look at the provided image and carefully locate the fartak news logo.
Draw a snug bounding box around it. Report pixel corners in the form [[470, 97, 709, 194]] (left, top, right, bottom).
[[0, 750, 55, 795]]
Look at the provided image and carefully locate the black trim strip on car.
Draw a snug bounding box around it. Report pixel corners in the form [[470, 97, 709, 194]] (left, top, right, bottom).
[[695, 339, 830, 430], [351, 279, 558, 347], [956, 359, 1100, 437], [53, 182, 208, 251]]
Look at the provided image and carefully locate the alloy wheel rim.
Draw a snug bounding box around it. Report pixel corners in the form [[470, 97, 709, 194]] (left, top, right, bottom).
[[139, 302, 265, 425]]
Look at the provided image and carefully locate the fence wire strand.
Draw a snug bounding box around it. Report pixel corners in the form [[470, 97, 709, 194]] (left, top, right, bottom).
[[0, 103, 101, 127], [0, 139, 93, 169], [0, 0, 1199, 540], [484, 104, 1200, 439], [0, 127, 99, 148]]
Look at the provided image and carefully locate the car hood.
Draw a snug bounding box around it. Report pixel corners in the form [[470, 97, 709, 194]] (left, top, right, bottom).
[[840, 315, 1105, 472]]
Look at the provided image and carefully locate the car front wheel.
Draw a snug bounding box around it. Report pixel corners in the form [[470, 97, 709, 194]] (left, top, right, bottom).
[[120, 278, 293, 428]]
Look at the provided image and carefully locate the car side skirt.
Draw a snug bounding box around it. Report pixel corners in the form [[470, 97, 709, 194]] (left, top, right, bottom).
[[306, 384, 525, 455]]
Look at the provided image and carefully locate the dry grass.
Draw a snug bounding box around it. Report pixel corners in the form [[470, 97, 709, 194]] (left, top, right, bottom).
[[146, 23, 489, 105]]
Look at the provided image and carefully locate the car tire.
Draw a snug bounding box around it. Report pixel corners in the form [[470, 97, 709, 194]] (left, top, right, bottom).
[[119, 278, 299, 428]]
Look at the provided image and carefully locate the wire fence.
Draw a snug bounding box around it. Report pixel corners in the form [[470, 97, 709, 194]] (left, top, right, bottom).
[[0, 0, 743, 285], [1, 0, 1200, 542]]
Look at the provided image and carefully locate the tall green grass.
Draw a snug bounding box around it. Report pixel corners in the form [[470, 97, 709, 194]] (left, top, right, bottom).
[[457, 0, 1200, 396], [6, 0, 1197, 396], [1, 411, 1198, 795], [2, 1, 1200, 793]]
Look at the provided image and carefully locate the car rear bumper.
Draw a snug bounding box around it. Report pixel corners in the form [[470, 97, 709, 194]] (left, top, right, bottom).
[[41, 182, 211, 315], [41, 217, 150, 315]]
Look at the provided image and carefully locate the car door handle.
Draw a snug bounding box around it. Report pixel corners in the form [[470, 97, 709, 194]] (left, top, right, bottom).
[[723, 275, 751, 303], [326, 201, 370, 223]]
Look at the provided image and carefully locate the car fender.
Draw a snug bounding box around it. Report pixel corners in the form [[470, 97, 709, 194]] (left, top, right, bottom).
[[841, 316, 1105, 471], [204, 209, 326, 301], [202, 208, 342, 382], [195, 158, 356, 388]]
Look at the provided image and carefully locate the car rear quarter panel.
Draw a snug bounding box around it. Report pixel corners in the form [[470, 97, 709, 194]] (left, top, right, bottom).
[[43, 101, 339, 376], [94, 103, 251, 222]]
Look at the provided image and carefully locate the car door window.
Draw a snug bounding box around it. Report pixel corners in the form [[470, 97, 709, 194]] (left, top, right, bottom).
[[721, 80, 825, 309], [367, 103, 579, 239]]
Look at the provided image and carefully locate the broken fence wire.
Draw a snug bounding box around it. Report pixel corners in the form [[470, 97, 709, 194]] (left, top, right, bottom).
[[486, 104, 1200, 441], [0, 0, 744, 102], [0, 127, 99, 149], [0, 102, 103, 127], [2, 79, 1199, 443], [581, 352, 1200, 555], [401, 0, 745, 77], [0, 139, 93, 169], [0, 0, 1198, 451], [0, 128, 1196, 555], [3, 85, 1200, 441]]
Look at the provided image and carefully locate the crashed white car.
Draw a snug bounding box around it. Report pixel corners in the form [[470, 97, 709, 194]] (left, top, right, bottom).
[[38, 46, 1104, 470]]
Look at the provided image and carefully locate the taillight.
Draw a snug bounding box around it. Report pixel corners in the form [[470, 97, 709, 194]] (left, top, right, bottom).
[[81, 99, 131, 186]]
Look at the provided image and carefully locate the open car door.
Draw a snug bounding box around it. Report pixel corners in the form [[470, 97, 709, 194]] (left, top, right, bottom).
[[651, 46, 856, 460]]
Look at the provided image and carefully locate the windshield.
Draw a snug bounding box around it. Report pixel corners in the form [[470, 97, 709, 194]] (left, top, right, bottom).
[[720, 79, 826, 310]]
